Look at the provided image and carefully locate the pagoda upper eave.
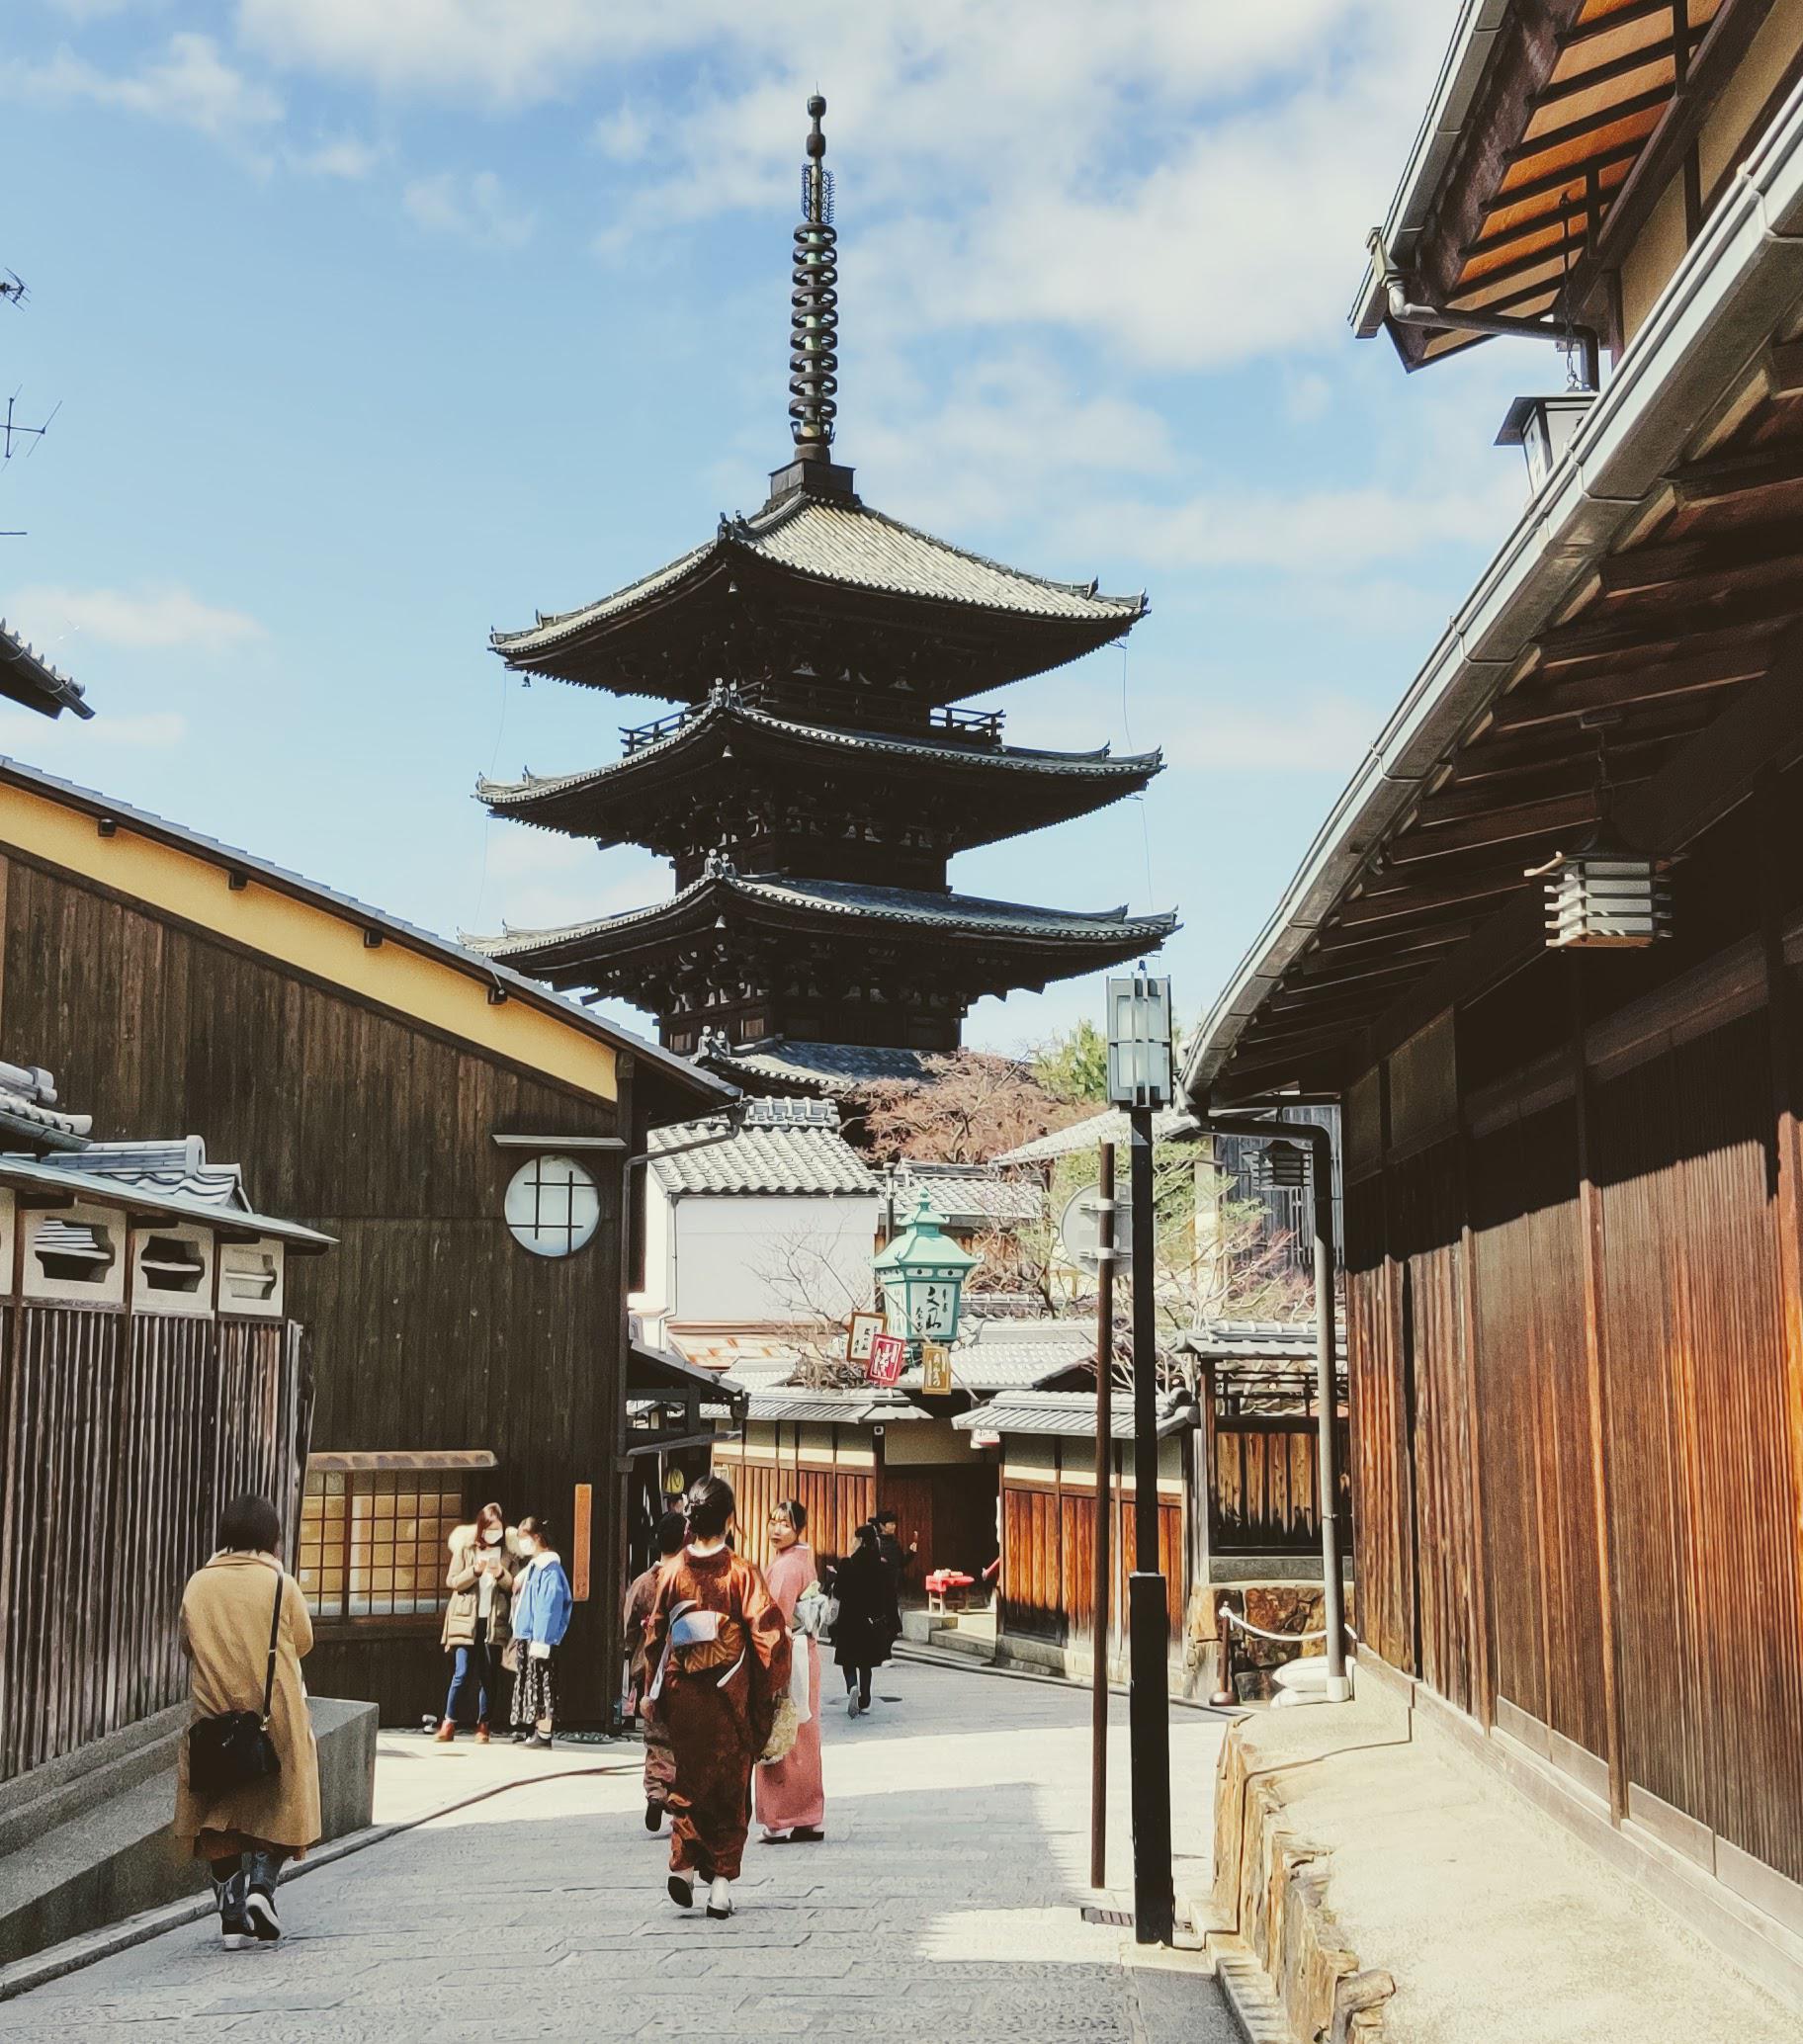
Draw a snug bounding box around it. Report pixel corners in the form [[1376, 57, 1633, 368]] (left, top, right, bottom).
[[475, 694, 1161, 850], [465, 871, 1177, 1001], [489, 492, 1145, 706]]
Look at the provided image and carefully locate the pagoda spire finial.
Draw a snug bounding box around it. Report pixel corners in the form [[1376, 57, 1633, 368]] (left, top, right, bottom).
[[789, 93, 839, 465]]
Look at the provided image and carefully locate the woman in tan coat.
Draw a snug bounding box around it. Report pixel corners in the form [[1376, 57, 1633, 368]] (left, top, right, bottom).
[[174, 1493, 320, 1948]]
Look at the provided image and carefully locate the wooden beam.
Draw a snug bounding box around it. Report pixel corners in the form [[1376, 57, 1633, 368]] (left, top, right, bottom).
[[1668, 440, 1803, 509], [1531, 27, 1698, 113], [1387, 790, 1598, 865], [1337, 868, 1526, 927], [1414, 763, 1645, 829], [1599, 517, 1803, 596], [1763, 337, 1803, 399], [1536, 585, 1803, 664], [1505, 85, 1672, 172], [1488, 645, 1762, 731]]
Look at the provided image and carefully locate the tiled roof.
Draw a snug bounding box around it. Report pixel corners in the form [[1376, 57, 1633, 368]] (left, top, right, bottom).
[[0, 1148, 332, 1250], [0, 621, 93, 721], [744, 1388, 931, 1424], [492, 494, 1143, 660], [902, 1315, 1094, 1394], [993, 1106, 1199, 1164], [36, 1136, 248, 1210], [952, 1390, 1192, 1442], [708, 1040, 936, 1097], [475, 694, 1159, 822], [1178, 1320, 1332, 1365], [648, 1101, 878, 1197], [0, 1057, 91, 1148], [892, 1161, 1041, 1228], [475, 873, 1176, 957]]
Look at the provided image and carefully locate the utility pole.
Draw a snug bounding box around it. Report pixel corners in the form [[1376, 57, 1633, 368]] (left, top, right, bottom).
[[1105, 969, 1175, 1947], [1089, 1140, 1116, 1891], [1127, 1099, 1173, 1943]]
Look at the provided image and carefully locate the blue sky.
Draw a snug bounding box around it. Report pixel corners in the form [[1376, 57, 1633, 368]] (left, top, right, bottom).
[[1, 2, 1563, 1056]]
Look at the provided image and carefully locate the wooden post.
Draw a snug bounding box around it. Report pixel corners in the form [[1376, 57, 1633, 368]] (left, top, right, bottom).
[[1759, 771, 1803, 1752], [1089, 1141, 1116, 1892], [1570, 959, 1626, 1821]]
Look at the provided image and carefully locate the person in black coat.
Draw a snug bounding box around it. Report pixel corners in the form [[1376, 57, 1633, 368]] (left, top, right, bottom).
[[830, 1524, 894, 1718]]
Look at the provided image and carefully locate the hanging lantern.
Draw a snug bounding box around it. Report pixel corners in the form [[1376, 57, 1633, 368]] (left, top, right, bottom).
[[1262, 1140, 1308, 1188], [873, 1191, 980, 1350], [1528, 831, 1673, 949]]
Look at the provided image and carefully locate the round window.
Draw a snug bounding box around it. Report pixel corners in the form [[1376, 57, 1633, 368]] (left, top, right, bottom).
[[504, 1153, 601, 1258]]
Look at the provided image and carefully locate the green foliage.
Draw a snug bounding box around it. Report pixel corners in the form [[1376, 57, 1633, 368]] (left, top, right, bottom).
[[1031, 1020, 1109, 1105]]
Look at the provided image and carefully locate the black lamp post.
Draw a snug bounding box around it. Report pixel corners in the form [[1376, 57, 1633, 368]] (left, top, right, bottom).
[[1104, 968, 1175, 1948]]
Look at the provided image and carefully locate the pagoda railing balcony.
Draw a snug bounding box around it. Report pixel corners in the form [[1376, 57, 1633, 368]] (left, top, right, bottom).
[[620, 691, 1004, 755]]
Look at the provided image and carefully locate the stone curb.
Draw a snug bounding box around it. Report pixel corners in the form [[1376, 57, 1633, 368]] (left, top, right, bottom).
[[0, 1760, 635, 2005], [1205, 1933, 1294, 2044]]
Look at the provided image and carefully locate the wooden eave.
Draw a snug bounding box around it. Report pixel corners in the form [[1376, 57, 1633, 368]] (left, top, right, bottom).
[[1386, 0, 1747, 371], [473, 875, 1176, 1004], [491, 545, 1139, 708], [476, 704, 1159, 852], [1208, 372, 1803, 1101]]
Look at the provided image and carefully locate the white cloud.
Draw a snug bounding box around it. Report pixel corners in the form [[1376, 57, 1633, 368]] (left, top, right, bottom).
[[593, 104, 652, 163], [7, 584, 266, 653], [288, 131, 382, 179], [1054, 468, 1523, 578], [854, 352, 1172, 531], [17, 33, 282, 143], [1283, 371, 1332, 425], [402, 170, 535, 249]]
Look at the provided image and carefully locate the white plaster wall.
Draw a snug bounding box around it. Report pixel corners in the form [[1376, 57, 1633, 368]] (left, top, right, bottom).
[[629, 1176, 677, 1335], [670, 1193, 879, 1323]]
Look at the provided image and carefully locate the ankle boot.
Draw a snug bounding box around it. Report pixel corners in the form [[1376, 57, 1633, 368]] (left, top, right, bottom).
[[243, 1852, 284, 1943], [434, 1718, 456, 1742], [212, 1862, 250, 1949]]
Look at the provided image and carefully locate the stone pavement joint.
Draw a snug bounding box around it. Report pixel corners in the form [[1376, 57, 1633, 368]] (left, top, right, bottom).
[[2, 1663, 1237, 2043]]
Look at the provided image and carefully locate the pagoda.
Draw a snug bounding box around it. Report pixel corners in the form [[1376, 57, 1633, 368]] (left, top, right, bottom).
[[472, 98, 1176, 1091]]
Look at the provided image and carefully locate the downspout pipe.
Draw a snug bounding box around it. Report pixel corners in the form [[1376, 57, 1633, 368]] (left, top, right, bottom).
[[1368, 229, 1602, 392], [1186, 1111, 1350, 1703]]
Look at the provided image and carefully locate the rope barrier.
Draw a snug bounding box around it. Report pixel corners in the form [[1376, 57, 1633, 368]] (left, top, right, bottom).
[[1218, 1604, 1329, 1644]]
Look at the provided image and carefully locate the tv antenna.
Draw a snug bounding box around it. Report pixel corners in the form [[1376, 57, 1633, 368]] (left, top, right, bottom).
[[0, 271, 26, 309], [2, 391, 58, 465]]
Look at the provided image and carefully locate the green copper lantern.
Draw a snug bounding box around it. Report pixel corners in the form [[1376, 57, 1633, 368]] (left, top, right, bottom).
[[874, 1192, 980, 1348]]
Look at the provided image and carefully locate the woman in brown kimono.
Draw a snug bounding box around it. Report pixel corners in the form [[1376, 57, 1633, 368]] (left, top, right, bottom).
[[644, 1475, 790, 1920]]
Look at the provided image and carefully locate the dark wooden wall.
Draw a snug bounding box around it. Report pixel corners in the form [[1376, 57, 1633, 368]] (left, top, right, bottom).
[[713, 1430, 875, 1575], [1342, 812, 1803, 1892], [0, 1306, 303, 1780], [999, 1446, 1183, 1649], [0, 850, 630, 1729]]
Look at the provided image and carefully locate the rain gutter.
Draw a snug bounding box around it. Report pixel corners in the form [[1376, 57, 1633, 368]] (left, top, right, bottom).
[[1189, 76, 1803, 1101]]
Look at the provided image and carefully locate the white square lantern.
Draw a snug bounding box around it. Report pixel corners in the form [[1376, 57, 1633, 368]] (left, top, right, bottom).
[[1531, 841, 1673, 949], [1106, 970, 1174, 1108]]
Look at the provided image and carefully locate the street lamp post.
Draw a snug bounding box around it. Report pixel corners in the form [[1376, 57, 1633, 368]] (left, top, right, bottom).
[[1105, 969, 1175, 1948]]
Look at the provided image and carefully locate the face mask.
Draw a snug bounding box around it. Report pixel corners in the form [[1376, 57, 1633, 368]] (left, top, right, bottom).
[[483, 1528, 502, 1545]]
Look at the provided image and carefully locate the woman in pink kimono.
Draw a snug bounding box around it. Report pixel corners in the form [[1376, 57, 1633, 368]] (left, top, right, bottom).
[[755, 1498, 825, 1843]]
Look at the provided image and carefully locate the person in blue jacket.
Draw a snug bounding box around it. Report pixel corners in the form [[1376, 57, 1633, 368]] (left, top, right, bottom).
[[508, 1515, 573, 1749]]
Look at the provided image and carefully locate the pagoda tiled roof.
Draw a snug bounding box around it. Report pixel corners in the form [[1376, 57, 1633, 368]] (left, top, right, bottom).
[[703, 1039, 939, 1097], [470, 871, 1177, 963], [491, 490, 1144, 664], [475, 692, 1161, 841]]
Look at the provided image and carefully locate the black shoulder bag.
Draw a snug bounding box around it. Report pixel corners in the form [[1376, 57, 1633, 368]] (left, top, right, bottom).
[[188, 1570, 285, 1795]]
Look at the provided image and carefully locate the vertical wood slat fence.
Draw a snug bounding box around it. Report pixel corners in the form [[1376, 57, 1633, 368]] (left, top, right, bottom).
[[1208, 1406, 1353, 1556], [0, 1305, 307, 1783]]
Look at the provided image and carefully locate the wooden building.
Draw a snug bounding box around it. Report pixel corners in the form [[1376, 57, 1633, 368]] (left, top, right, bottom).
[[0, 1121, 327, 1782], [1188, 0, 1803, 1998], [0, 753, 731, 1728], [472, 99, 1172, 1077]]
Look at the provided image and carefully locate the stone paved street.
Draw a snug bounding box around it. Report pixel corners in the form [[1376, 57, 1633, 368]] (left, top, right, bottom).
[[6, 1662, 1234, 2042]]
